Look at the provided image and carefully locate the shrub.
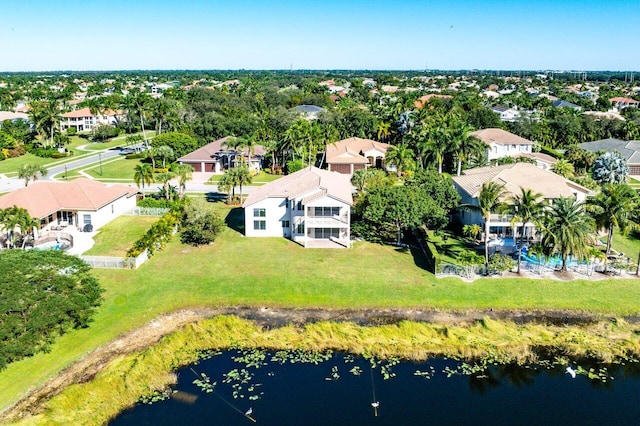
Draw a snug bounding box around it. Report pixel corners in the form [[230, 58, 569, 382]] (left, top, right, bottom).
[[66, 127, 77, 136], [126, 207, 183, 258], [125, 152, 146, 160], [179, 199, 224, 246], [29, 147, 58, 158], [137, 198, 175, 208]]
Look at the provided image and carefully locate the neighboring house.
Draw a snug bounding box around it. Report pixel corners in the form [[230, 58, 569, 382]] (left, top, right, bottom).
[[325, 137, 391, 175], [242, 166, 352, 248], [0, 178, 137, 232], [60, 107, 123, 132], [0, 111, 30, 124], [291, 104, 326, 120], [513, 152, 558, 171], [177, 136, 265, 174], [610, 97, 639, 111], [578, 138, 640, 176], [452, 163, 592, 240], [552, 99, 582, 111], [470, 128, 534, 161], [491, 106, 521, 122], [413, 94, 452, 109]]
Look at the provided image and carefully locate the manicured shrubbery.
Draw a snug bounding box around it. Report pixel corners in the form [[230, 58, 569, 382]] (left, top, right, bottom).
[[126, 208, 183, 258]]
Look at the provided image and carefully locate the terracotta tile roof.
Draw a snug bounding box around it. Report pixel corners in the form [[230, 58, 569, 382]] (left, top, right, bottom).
[[243, 166, 352, 207], [413, 94, 452, 109], [177, 136, 265, 162], [470, 128, 534, 146], [326, 137, 389, 165], [62, 107, 94, 118], [452, 163, 591, 200], [0, 178, 137, 219], [610, 97, 639, 104]]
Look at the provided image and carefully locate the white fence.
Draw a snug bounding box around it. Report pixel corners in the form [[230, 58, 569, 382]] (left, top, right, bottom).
[[127, 207, 170, 216], [81, 250, 149, 269]]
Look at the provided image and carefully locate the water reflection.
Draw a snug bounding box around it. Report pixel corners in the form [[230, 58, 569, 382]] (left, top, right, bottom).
[[111, 350, 640, 426]]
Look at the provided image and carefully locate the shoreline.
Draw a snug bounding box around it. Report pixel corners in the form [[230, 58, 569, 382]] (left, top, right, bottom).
[[1, 306, 638, 423]]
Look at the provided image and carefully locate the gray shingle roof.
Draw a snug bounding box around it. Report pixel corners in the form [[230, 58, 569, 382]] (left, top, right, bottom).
[[578, 138, 640, 164]]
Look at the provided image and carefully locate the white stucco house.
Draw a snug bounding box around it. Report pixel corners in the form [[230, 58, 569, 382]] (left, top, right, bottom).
[[452, 163, 592, 242], [242, 166, 352, 248], [0, 178, 138, 232], [60, 107, 124, 132], [470, 128, 534, 161]]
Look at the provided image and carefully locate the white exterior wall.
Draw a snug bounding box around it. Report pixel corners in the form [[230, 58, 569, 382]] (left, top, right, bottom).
[[77, 195, 137, 230], [487, 143, 533, 160], [244, 197, 289, 237]]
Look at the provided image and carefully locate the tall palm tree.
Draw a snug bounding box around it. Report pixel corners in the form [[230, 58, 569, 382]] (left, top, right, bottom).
[[385, 143, 415, 177], [171, 163, 193, 199], [235, 166, 252, 204], [133, 163, 154, 196], [510, 188, 544, 274], [586, 183, 639, 268], [449, 123, 483, 176], [127, 89, 152, 147], [461, 181, 508, 273], [540, 197, 594, 272], [376, 121, 391, 142]]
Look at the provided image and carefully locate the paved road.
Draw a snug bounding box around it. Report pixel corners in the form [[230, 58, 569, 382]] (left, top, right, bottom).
[[47, 148, 123, 179]]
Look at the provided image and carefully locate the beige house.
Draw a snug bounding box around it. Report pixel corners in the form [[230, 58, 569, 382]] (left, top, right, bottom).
[[452, 163, 592, 241], [242, 166, 352, 248], [471, 128, 534, 161], [325, 137, 391, 175], [60, 107, 123, 132], [177, 136, 265, 174], [0, 178, 137, 233]]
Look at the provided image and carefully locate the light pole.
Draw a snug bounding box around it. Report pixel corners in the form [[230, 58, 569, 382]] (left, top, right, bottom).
[[64, 166, 67, 180], [98, 153, 103, 176]]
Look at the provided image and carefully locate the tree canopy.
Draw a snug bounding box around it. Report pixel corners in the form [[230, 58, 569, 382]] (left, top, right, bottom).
[[0, 250, 103, 370]]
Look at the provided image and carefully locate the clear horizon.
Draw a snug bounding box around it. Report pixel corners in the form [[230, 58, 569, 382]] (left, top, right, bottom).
[[2, 0, 639, 73]]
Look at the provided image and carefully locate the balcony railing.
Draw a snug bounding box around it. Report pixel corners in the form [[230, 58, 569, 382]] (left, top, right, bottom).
[[306, 215, 349, 227], [489, 213, 514, 223]]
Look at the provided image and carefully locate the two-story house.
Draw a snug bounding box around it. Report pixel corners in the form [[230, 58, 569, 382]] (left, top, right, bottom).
[[242, 167, 352, 248], [471, 128, 534, 161], [60, 107, 123, 133]]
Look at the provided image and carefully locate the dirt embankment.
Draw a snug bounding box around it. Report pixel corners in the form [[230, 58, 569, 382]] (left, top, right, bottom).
[[0, 306, 633, 423]]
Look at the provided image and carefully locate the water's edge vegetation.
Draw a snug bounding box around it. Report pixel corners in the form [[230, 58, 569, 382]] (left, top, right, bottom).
[[6, 314, 640, 425]]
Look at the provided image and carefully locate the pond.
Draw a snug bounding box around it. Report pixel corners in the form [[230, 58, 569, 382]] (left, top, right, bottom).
[[111, 350, 640, 425]]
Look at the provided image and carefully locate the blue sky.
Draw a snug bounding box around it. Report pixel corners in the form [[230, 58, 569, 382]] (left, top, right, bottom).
[[1, 0, 639, 71]]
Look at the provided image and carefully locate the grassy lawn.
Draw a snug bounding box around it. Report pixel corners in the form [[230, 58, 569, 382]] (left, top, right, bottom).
[[606, 228, 640, 258], [207, 170, 282, 185], [426, 229, 479, 264], [1, 204, 640, 412], [83, 157, 141, 180], [83, 215, 159, 257]]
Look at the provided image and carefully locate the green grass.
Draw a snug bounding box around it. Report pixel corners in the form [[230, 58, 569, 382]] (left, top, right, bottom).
[[207, 171, 282, 185], [1, 204, 640, 413], [83, 216, 159, 256], [427, 230, 479, 264], [606, 228, 640, 258], [83, 157, 141, 181]]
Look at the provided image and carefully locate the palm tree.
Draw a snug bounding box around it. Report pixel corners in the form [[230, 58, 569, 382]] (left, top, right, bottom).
[[171, 163, 193, 199], [510, 188, 544, 274], [0, 206, 35, 249], [540, 197, 594, 272], [218, 168, 238, 204], [586, 183, 639, 268], [29, 99, 62, 148], [385, 143, 415, 177], [376, 121, 391, 142], [550, 159, 575, 178], [449, 123, 483, 176], [155, 171, 176, 201], [127, 89, 152, 147], [461, 181, 508, 273], [235, 166, 252, 204], [133, 163, 154, 196], [17, 164, 48, 186], [592, 152, 629, 184], [155, 145, 175, 169]]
